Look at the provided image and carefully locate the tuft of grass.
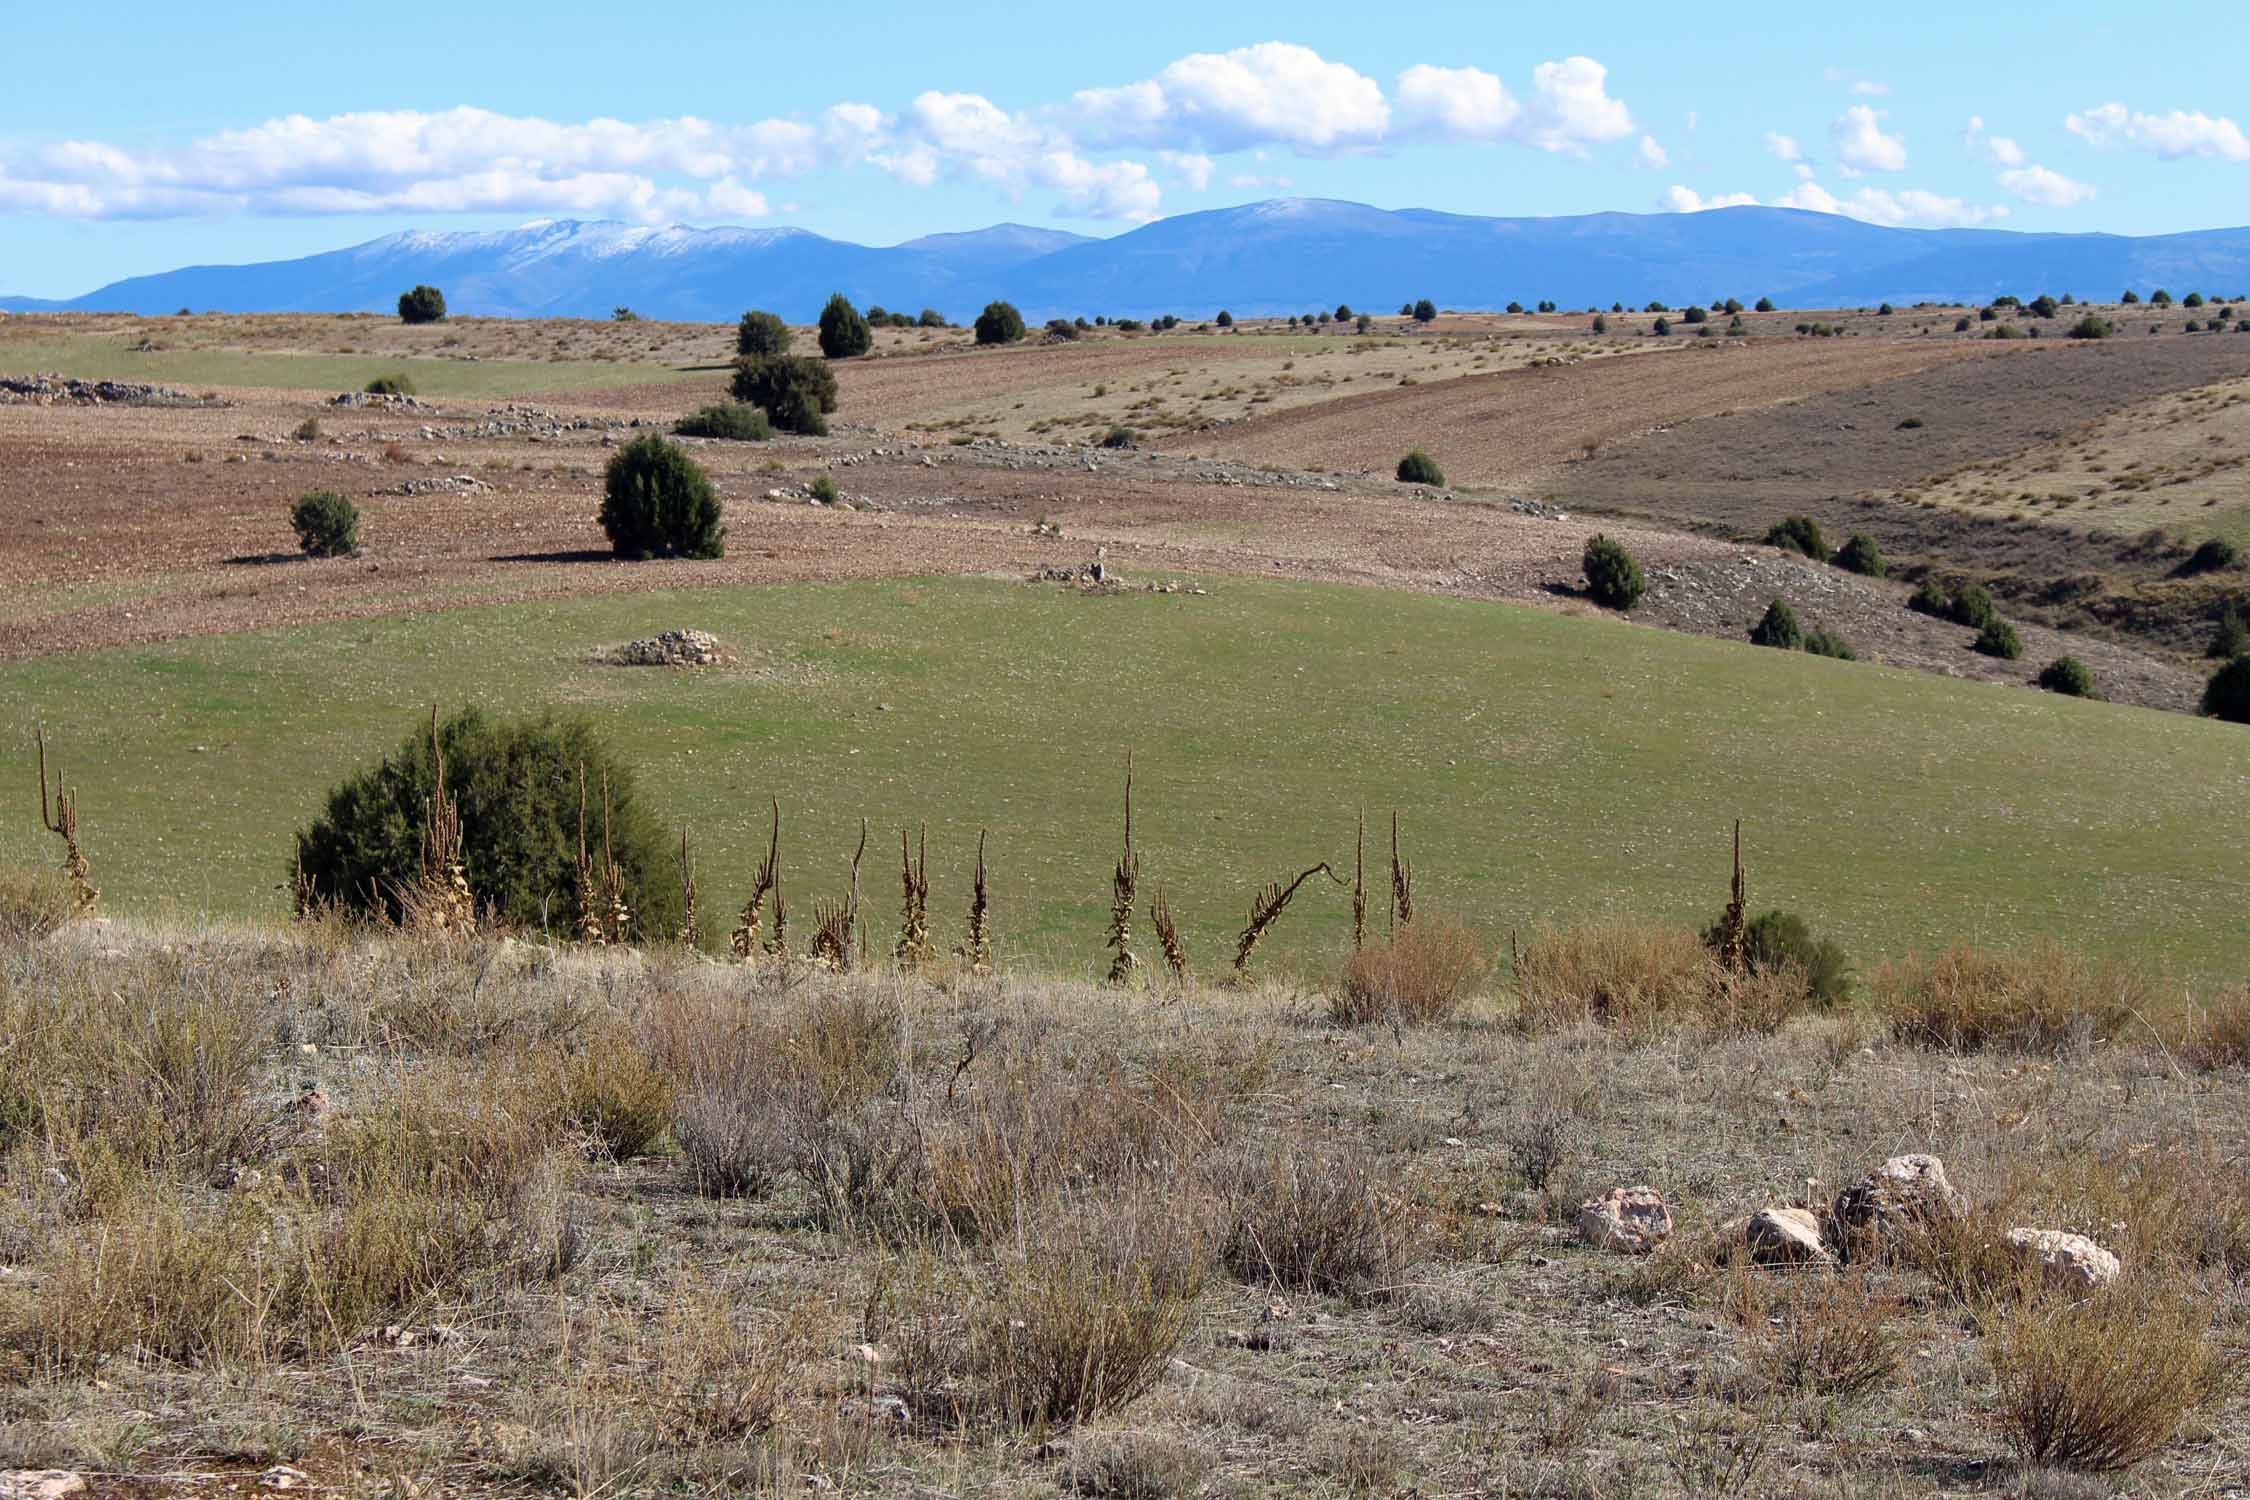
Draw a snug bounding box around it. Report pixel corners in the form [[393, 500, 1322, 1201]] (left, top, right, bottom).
[[1990, 1289, 2223, 1473], [1220, 1147, 1424, 1297], [1331, 914, 1482, 1025], [1875, 943, 2151, 1052], [562, 1029, 675, 1159], [1738, 1271, 1902, 1400], [1514, 923, 1812, 1038]]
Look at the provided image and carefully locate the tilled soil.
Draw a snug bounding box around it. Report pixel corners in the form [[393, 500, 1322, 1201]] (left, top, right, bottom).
[[0, 385, 2205, 710]]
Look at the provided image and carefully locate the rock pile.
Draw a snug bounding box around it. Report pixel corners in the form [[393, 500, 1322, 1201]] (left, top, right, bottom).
[[378, 474, 492, 497], [329, 390, 429, 411], [609, 630, 725, 667], [0, 373, 226, 407]]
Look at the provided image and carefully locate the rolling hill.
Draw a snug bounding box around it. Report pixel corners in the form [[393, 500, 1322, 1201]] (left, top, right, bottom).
[[4, 199, 2248, 323]]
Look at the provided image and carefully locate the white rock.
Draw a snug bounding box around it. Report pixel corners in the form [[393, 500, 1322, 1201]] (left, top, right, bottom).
[[258, 1465, 310, 1490], [1576, 1186, 1673, 1254], [1739, 1206, 1832, 1265], [2006, 1228, 2121, 1290], [0, 1474, 85, 1500]]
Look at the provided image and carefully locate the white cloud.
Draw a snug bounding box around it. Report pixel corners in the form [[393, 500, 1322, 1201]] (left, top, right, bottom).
[[1852, 80, 1890, 97], [1392, 56, 1633, 153], [1227, 172, 1296, 191], [1394, 64, 1522, 140], [1998, 164, 2097, 207], [1637, 134, 1668, 168], [1075, 43, 1390, 152], [2065, 102, 2250, 161], [1776, 177, 2002, 227], [874, 91, 1162, 220], [1158, 150, 1215, 190], [1661, 185, 1757, 212], [1764, 131, 1803, 163], [1963, 116, 2026, 166], [1832, 105, 1907, 172]]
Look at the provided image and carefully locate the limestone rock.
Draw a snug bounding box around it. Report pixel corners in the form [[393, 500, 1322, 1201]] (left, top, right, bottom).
[[1576, 1185, 1673, 1254], [1739, 1206, 1832, 1265], [2006, 1228, 2120, 1290], [1831, 1153, 1957, 1256], [0, 1473, 86, 1500]]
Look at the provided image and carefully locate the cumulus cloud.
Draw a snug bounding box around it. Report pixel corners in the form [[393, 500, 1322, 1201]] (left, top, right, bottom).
[[1831, 105, 1907, 172], [1661, 185, 1757, 212], [1158, 150, 1215, 190], [1637, 135, 1668, 168], [1075, 42, 1390, 152], [2065, 102, 2250, 161], [1764, 131, 1803, 163], [1776, 177, 2002, 227], [1998, 164, 2096, 207], [1394, 64, 1522, 140], [1392, 55, 1633, 153]]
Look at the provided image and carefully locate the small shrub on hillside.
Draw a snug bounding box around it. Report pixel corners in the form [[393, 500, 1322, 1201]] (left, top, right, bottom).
[[2036, 656, 2097, 697], [1875, 943, 2148, 1052], [563, 1032, 674, 1160], [364, 373, 415, 396], [917, 308, 947, 328], [809, 474, 840, 504], [1514, 923, 1814, 1037], [1221, 1148, 1423, 1296], [294, 707, 681, 935], [1331, 916, 1483, 1026], [396, 285, 446, 324], [1099, 425, 1137, 450], [1701, 909, 1852, 1004], [1896, 415, 1925, 429], [1412, 299, 1437, 323], [1991, 1289, 2222, 1474], [2181, 537, 2238, 574], [2066, 314, 2115, 340], [1214, 310, 1234, 327], [1907, 577, 1951, 616], [1930, 579, 1997, 629], [600, 435, 723, 559], [729, 354, 837, 435], [1582, 534, 1646, 609], [817, 293, 872, 359], [1749, 598, 1803, 649], [1763, 515, 1827, 558], [1396, 448, 1445, 486], [290, 490, 361, 557], [975, 301, 1027, 346], [1832, 532, 1886, 576], [293, 416, 323, 442], [1045, 317, 1083, 340], [2204, 656, 2250, 722], [735, 310, 792, 358], [1974, 618, 2023, 659], [673, 401, 772, 441], [1803, 626, 1857, 659], [2208, 607, 2250, 658], [1741, 1272, 1901, 1400], [0, 867, 74, 945]]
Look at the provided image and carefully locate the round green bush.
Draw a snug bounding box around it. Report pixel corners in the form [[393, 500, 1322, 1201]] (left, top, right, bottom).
[[674, 401, 773, 441], [1412, 299, 1437, 323], [918, 309, 947, 328], [1044, 317, 1082, 340], [2067, 314, 2115, 340], [817, 293, 872, 359], [396, 285, 446, 324], [1099, 425, 1138, 450], [2204, 657, 2250, 722], [364, 373, 416, 396], [809, 474, 840, 504], [2183, 537, 2239, 574], [974, 301, 1026, 346], [1907, 577, 1951, 616], [599, 435, 725, 560], [729, 355, 837, 436], [1803, 626, 1857, 660], [1832, 532, 1886, 577], [736, 310, 792, 358], [1701, 909, 1852, 1003], [1396, 449, 1446, 486], [294, 707, 680, 936], [1973, 618, 2023, 659], [1582, 535, 1646, 610], [2208, 608, 2249, 659], [1749, 597, 1803, 649], [2036, 656, 2097, 697], [1762, 515, 1827, 559], [1948, 583, 1998, 630], [1214, 310, 1234, 328], [290, 490, 360, 557]]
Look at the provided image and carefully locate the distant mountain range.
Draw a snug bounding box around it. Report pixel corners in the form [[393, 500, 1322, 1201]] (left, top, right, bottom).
[[7, 200, 2250, 322]]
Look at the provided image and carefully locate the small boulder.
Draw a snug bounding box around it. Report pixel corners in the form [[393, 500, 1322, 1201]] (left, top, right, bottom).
[[1739, 1206, 1832, 1266], [2006, 1228, 2120, 1291], [1831, 1153, 1956, 1257], [0, 1474, 86, 1500], [1576, 1185, 1673, 1254]]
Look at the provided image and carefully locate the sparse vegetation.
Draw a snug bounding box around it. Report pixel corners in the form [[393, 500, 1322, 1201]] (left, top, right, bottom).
[[1582, 534, 1646, 610], [673, 401, 773, 441], [2203, 656, 2250, 722], [599, 434, 725, 560], [289, 489, 360, 557], [396, 285, 446, 324], [1396, 448, 1445, 486], [364, 373, 415, 396]]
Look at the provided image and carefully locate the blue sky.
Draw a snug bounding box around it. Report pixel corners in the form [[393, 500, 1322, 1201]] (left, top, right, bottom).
[[4, 0, 2244, 297]]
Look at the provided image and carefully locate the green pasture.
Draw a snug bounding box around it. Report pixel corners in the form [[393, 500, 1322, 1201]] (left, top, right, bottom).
[[3, 576, 2245, 980]]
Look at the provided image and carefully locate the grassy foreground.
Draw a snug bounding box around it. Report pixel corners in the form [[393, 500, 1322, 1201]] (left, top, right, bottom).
[[3, 574, 2245, 977]]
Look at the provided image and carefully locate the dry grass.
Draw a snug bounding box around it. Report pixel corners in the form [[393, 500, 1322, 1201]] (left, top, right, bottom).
[[2166, 984, 2250, 1070], [1331, 914, 1483, 1025], [1220, 1146, 1426, 1297], [1512, 922, 1813, 1037], [1874, 942, 2153, 1053], [560, 1026, 674, 1159], [0, 867, 73, 945], [1990, 1287, 2226, 1473], [1736, 1269, 1904, 1400]]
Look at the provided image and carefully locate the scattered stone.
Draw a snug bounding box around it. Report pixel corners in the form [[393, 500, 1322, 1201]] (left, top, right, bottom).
[[376, 473, 492, 497], [0, 1474, 85, 1500], [1831, 1154, 1957, 1257], [328, 390, 429, 411], [608, 629, 727, 667], [1738, 1206, 1832, 1265], [258, 1465, 310, 1490], [0, 374, 225, 409], [1576, 1186, 1673, 1254], [2006, 1228, 2121, 1290]]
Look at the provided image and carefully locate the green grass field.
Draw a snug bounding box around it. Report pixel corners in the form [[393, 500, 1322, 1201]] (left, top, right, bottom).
[[4, 576, 2245, 980], [0, 330, 711, 398]]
